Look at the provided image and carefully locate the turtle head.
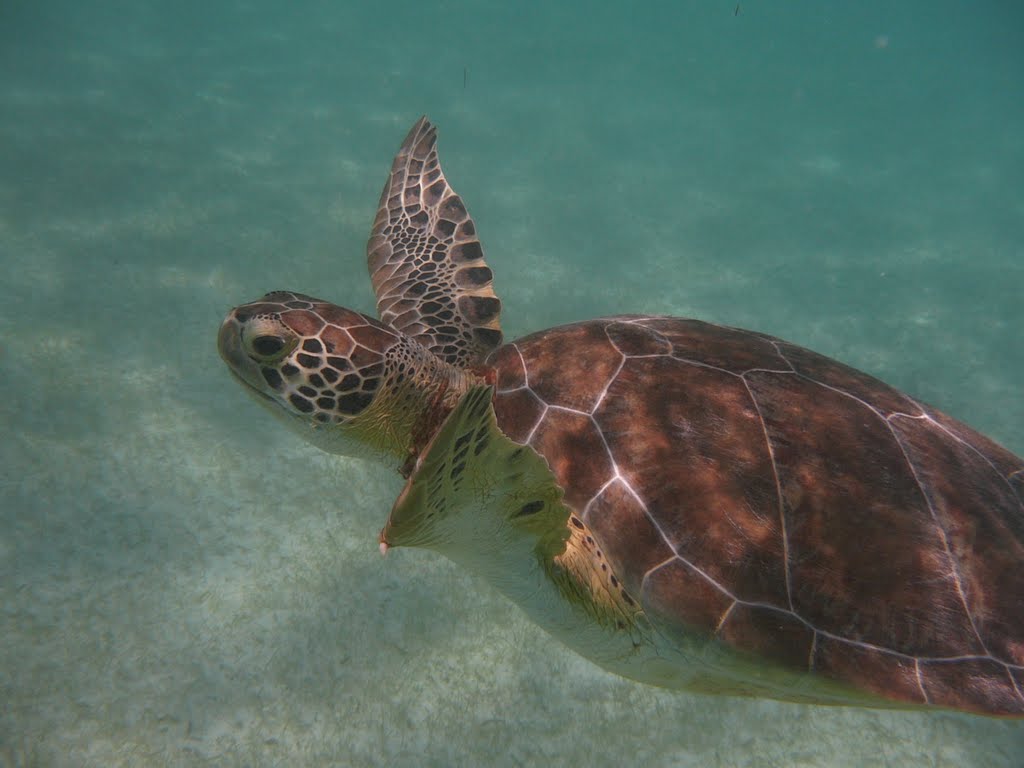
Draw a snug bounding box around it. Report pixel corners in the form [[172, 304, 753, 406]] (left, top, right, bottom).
[[218, 290, 435, 463]]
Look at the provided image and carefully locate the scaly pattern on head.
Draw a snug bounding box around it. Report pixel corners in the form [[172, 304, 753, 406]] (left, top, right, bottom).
[[218, 291, 405, 425], [218, 290, 474, 463]]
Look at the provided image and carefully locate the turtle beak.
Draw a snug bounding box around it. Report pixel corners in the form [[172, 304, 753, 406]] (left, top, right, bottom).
[[217, 312, 266, 396], [217, 314, 245, 369]]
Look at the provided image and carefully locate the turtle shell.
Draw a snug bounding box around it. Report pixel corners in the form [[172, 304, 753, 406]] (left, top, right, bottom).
[[488, 315, 1024, 716]]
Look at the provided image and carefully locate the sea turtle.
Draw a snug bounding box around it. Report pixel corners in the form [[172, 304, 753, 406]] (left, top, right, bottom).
[[218, 117, 1024, 717]]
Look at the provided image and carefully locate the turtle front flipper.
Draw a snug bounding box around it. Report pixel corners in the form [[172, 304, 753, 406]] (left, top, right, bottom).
[[381, 385, 651, 656], [367, 117, 503, 369]]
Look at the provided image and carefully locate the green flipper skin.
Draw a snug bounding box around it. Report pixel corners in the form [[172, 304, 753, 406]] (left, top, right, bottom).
[[382, 385, 649, 647], [383, 385, 567, 557]]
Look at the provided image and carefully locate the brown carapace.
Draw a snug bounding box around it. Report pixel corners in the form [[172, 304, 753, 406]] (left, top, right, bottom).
[[219, 117, 1024, 718], [490, 316, 1024, 716]]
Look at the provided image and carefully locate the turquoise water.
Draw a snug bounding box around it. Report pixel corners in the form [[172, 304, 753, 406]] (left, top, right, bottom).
[[2, 1, 1022, 765]]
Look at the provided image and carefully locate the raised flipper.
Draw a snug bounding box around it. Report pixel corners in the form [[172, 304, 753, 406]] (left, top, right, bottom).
[[367, 117, 503, 369]]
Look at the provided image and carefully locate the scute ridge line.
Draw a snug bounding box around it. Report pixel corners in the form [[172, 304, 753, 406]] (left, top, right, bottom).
[[914, 660, 930, 703], [777, 370, 992, 653], [523, 401, 548, 445], [588, 350, 626, 416], [793, 372, 895, 422], [496, 385, 528, 394], [1007, 668, 1024, 703], [581, 475, 620, 519], [647, 555, 1021, 667], [512, 343, 529, 388], [621, 317, 674, 347], [715, 601, 737, 633], [905, 410, 1024, 513], [766, 339, 798, 372], [669, 356, 743, 378], [882, 417, 991, 657], [741, 374, 793, 612]]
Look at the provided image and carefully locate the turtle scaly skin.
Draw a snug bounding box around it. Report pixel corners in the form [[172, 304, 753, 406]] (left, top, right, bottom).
[[218, 117, 1024, 717]]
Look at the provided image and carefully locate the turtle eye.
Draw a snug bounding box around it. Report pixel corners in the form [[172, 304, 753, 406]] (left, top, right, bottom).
[[239, 314, 299, 363], [252, 335, 285, 357], [242, 326, 297, 362]]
